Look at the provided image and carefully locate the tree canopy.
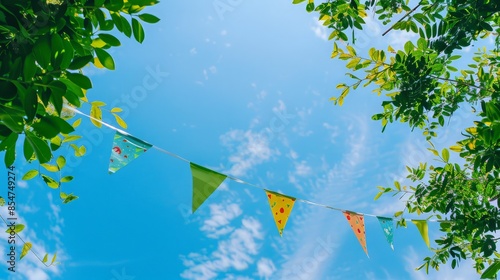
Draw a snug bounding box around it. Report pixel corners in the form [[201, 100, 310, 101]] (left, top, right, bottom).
[[0, 0, 159, 265], [294, 0, 500, 278]]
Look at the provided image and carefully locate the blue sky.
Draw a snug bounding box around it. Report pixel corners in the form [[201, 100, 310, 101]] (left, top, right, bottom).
[[0, 1, 487, 279]]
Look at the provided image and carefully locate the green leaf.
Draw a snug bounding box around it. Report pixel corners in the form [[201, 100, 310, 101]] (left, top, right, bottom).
[[63, 194, 79, 203], [5, 224, 25, 234], [394, 211, 403, 217], [24, 88, 38, 122], [95, 48, 115, 70], [51, 252, 57, 265], [23, 136, 34, 161], [42, 253, 48, 263], [98, 33, 121, 46], [138, 13, 160, 23], [68, 55, 93, 70], [41, 174, 59, 189], [61, 176, 73, 183], [66, 73, 92, 89], [0, 132, 17, 167], [374, 192, 383, 200], [22, 170, 39, 180], [33, 35, 51, 69], [32, 116, 75, 139], [0, 196, 5, 206], [23, 54, 37, 81], [25, 131, 51, 164], [132, 18, 145, 43], [0, 132, 18, 151], [481, 261, 500, 279], [20, 242, 32, 260]]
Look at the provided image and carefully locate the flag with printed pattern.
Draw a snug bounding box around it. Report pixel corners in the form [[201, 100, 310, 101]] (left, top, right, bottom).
[[343, 211, 368, 256], [265, 190, 296, 236], [108, 131, 152, 174]]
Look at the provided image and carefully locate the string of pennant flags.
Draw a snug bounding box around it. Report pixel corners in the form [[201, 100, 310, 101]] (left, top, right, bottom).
[[69, 107, 437, 256]]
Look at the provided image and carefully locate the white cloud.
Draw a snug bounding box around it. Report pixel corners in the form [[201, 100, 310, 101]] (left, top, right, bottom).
[[201, 203, 243, 239], [190, 48, 197, 55], [294, 161, 312, 177], [221, 130, 277, 177], [256, 258, 276, 279], [311, 18, 328, 41], [181, 217, 264, 280], [279, 115, 371, 279], [389, 30, 418, 50], [0, 193, 65, 280], [323, 122, 340, 143]]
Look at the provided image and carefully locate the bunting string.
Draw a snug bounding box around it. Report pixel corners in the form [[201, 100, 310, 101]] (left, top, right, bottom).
[[63, 106, 442, 251], [67, 106, 443, 222]]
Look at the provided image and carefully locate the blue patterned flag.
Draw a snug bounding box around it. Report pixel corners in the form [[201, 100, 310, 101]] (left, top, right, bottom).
[[377, 216, 394, 250], [108, 131, 152, 174]]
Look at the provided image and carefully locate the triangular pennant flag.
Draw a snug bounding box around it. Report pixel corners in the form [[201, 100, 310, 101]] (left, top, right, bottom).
[[343, 211, 368, 256], [412, 220, 430, 248], [265, 190, 296, 236], [108, 131, 152, 174], [377, 217, 394, 250], [190, 163, 227, 213]]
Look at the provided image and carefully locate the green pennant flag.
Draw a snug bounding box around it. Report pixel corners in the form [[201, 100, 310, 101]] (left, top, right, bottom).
[[412, 220, 430, 248], [190, 162, 227, 213]]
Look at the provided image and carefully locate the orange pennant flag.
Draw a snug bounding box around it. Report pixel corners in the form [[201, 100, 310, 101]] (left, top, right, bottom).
[[343, 211, 368, 257], [265, 190, 296, 236]]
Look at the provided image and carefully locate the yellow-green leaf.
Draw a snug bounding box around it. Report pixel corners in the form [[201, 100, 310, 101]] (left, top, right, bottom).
[[56, 156, 66, 169], [79, 145, 86, 156], [90, 105, 102, 128], [51, 252, 57, 265], [42, 253, 48, 263], [442, 148, 450, 162], [111, 107, 123, 113], [450, 145, 462, 152], [41, 163, 59, 172], [91, 101, 106, 107], [61, 176, 73, 183], [20, 242, 32, 260], [41, 174, 59, 189], [113, 113, 127, 129], [62, 135, 82, 143], [374, 192, 383, 200], [72, 118, 82, 128], [22, 170, 39, 180], [5, 223, 25, 234]]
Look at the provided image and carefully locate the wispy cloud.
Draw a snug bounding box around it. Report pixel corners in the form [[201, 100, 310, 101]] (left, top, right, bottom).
[[200, 203, 243, 239], [278, 115, 372, 279], [221, 130, 277, 177], [256, 258, 276, 279], [0, 192, 66, 280], [311, 18, 328, 41], [181, 217, 264, 280]]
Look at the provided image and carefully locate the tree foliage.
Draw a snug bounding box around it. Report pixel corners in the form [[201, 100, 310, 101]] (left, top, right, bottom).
[[0, 0, 159, 195], [0, 0, 158, 264], [294, 0, 500, 278]]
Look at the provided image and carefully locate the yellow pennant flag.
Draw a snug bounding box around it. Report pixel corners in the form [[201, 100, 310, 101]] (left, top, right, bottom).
[[265, 190, 296, 236], [343, 211, 368, 256], [412, 220, 430, 248]]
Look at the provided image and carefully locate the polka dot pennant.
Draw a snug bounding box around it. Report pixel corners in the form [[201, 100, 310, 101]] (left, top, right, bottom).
[[343, 211, 368, 256], [265, 190, 296, 237], [377, 216, 394, 250], [108, 131, 153, 174]]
